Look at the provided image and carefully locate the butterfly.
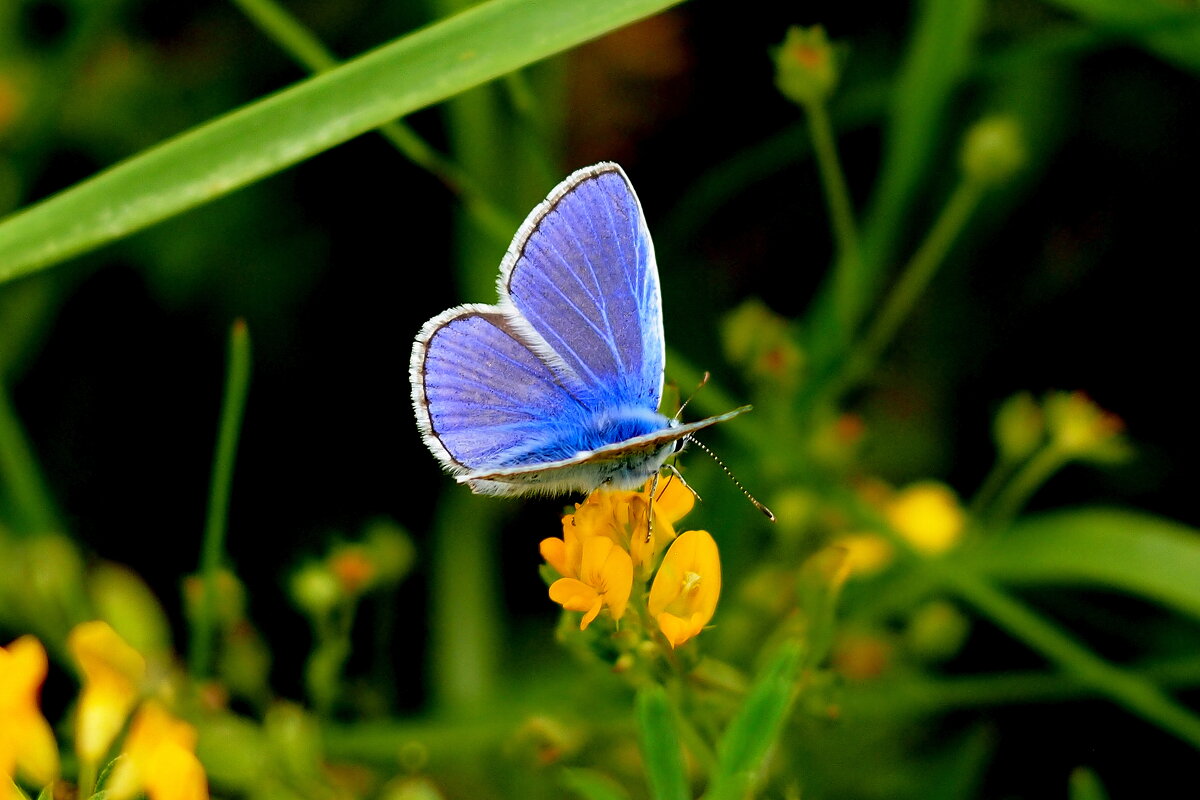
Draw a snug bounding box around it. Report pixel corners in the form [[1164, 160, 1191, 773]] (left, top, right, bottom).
[[409, 162, 748, 497]]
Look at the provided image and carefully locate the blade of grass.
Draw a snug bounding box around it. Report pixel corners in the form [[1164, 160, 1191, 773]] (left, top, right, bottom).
[[706, 642, 803, 800], [1070, 767, 1110, 800], [229, 0, 520, 244], [189, 319, 252, 678], [0, 379, 62, 535], [963, 508, 1200, 622], [835, 486, 1200, 748], [1042, 0, 1200, 74], [0, 0, 685, 286], [561, 768, 634, 800], [636, 686, 690, 800]]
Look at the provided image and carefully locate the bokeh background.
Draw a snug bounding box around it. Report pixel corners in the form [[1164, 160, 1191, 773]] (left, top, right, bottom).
[[3, 0, 1199, 796]]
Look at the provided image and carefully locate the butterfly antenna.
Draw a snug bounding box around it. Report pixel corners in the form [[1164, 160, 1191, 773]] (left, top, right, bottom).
[[687, 436, 776, 522], [673, 372, 711, 421]]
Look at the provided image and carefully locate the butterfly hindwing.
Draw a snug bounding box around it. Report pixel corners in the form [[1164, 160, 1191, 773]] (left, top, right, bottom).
[[411, 306, 590, 475]]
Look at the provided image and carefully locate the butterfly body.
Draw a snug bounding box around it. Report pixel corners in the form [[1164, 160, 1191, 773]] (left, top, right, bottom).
[[410, 162, 748, 497]]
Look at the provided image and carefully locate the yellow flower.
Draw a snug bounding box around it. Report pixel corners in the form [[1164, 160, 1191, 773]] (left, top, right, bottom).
[[1044, 391, 1129, 462], [884, 482, 965, 555], [545, 478, 693, 578], [833, 533, 895, 576], [648, 530, 721, 648], [106, 701, 209, 800], [68, 620, 146, 765], [547, 536, 633, 630], [1, 636, 60, 796]]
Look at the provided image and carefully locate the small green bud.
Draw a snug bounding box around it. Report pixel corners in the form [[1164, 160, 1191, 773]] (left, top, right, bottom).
[[773, 25, 838, 107], [184, 567, 247, 629], [961, 115, 1026, 185], [721, 298, 804, 389], [89, 561, 173, 657], [905, 600, 970, 662], [362, 518, 416, 584], [1043, 390, 1130, 463], [380, 777, 445, 800], [289, 562, 340, 617], [993, 391, 1044, 462]]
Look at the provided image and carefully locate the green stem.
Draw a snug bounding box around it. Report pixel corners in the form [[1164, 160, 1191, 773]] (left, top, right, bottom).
[[229, 0, 517, 244], [430, 492, 504, 714], [844, 653, 1200, 717], [861, 178, 983, 383], [835, 488, 1200, 748], [814, 176, 985, 408], [987, 444, 1068, 528], [967, 455, 1019, 519], [0, 379, 61, 534], [189, 320, 252, 678], [935, 562, 1200, 748], [804, 99, 862, 338]]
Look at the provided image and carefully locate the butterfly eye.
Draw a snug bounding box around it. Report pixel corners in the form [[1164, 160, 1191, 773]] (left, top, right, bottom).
[[672, 437, 688, 454]]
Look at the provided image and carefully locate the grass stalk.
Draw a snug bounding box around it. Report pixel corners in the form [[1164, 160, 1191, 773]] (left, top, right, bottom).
[[189, 320, 252, 679], [0, 380, 61, 535]]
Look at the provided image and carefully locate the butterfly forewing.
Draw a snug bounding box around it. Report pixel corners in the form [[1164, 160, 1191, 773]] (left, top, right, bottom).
[[501, 164, 664, 413]]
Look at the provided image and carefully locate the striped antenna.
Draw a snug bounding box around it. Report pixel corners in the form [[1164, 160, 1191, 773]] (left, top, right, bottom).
[[687, 435, 775, 522]]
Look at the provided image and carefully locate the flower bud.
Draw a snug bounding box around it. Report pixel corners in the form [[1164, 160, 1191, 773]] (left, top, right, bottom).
[[362, 519, 416, 584], [773, 26, 838, 107], [961, 115, 1026, 185], [88, 562, 172, 658], [289, 563, 340, 617], [993, 391, 1044, 462], [1044, 391, 1130, 463], [905, 600, 969, 661]]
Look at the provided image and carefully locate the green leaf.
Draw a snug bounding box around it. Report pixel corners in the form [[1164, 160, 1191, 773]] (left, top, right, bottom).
[[1069, 766, 1110, 800], [636, 686, 691, 800], [706, 642, 802, 800], [962, 508, 1200, 621], [1041, 0, 1200, 74], [561, 768, 634, 800], [0, 0, 684, 286], [860, 0, 984, 297]]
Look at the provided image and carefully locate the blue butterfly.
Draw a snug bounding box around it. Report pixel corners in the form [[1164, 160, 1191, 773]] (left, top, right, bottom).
[[410, 162, 748, 497]]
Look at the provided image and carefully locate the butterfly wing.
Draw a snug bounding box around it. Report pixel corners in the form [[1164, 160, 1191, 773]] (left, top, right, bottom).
[[411, 162, 737, 497], [497, 162, 664, 413], [459, 406, 750, 495], [410, 305, 594, 476]]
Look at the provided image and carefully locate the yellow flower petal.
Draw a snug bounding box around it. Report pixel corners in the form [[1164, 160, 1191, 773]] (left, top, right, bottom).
[[69, 620, 146, 764], [107, 701, 208, 800], [649, 530, 721, 647], [548, 578, 600, 613], [547, 537, 633, 630], [0, 636, 60, 787], [884, 482, 965, 555], [539, 537, 570, 577], [655, 611, 705, 649]]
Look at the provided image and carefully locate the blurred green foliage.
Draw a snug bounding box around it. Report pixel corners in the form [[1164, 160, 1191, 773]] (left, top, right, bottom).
[[2, 0, 1200, 798]]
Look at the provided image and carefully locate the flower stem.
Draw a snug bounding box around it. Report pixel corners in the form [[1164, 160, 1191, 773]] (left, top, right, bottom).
[[818, 176, 985, 405], [935, 561, 1200, 748], [804, 99, 862, 338], [986, 444, 1068, 528], [0, 379, 61, 535], [836, 488, 1200, 748], [189, 320, 252, 679], [228, 0, 518, 244]]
